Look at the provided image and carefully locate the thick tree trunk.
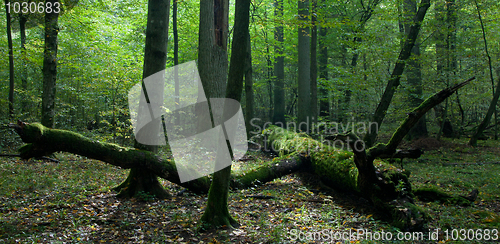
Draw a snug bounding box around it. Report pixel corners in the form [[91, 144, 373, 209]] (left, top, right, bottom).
[[41, 0, 60, 128], [263, 125, 425, 230], [297, 0, 311, 132], [120, 0, 171, 199], [199, 0, 246, 229], [272, 0, 285, 125]]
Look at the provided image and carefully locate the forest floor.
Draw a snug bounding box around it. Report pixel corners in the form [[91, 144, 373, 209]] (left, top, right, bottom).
[[1, 136, 500, 243]]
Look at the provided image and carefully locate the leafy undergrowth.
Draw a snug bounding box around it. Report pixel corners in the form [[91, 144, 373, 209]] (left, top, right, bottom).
[[0, 137, 499, 243]]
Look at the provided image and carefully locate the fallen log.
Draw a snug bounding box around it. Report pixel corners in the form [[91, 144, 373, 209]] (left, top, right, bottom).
[[7, 121, 304, 194], [263, 126, 426, 230], [8, 121, 211, 194]]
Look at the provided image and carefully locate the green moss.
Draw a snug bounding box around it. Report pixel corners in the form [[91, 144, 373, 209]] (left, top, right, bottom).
[[20, 123, 46, 142], [264, 125, 359, 192], [232, 153, 303, 188]]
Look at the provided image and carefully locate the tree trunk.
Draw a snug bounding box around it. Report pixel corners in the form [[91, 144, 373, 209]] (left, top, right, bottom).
[[118, 0, 171, 199], [297, 0, 311, 132], [363, 0, 430, 148], [403, 0, 427, 140], [244, 33, 254, 137], [318, 26, 329, 117], [201, 0, 250, 228], [41, 0, 60, 128], [272, 0, 285, 125], [309, 0, 318, 124], [5, 0, 15, 118], [173, 0, 180, 126], [19, 13, 28, 114], [198, 0, 234, 229], [469, 0, 498, 146]]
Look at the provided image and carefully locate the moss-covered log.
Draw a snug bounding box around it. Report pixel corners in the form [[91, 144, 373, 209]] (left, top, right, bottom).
[[231, 153, 306, 188], [8, 121, 305, 194], [263, 125, 426, 230], [8, 121, 210, 193]]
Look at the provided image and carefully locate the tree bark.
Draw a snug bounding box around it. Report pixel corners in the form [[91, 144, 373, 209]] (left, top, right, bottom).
[[120, 0, 171, 199], [199, 0, 244, 229], [363, 0, 430, 147], [244, 33, 254, 137], [272, 0, 285, 125], [5, 0, 15, 118], [318, 26, 329, 117], [41, 0, 60, 128], [19, 13, 28, 113], [263, 125, 425, 230], [310, 0, 318, 123], [297, 0, 311, 132], [173, 0, 180, 125]]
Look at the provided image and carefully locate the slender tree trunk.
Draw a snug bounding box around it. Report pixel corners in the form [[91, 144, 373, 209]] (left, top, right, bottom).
[[5, 0, 14, 118], [115, 0, 171, 199], [201, 0, 250, 228], [318, 26, 329, 117], [273, 0, 285, 125], [19, 13, 28, 114], [470, 0, 499, 146], [41, 0, 60, 127], [434, 0, 447, 138], [244, 33, 254, 136], [363, 0, 430, 147], [173, 0, 180, 125], [297, 0, 311, 132], [403, 0, 427, 140], [309, 0, 317, 124]]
